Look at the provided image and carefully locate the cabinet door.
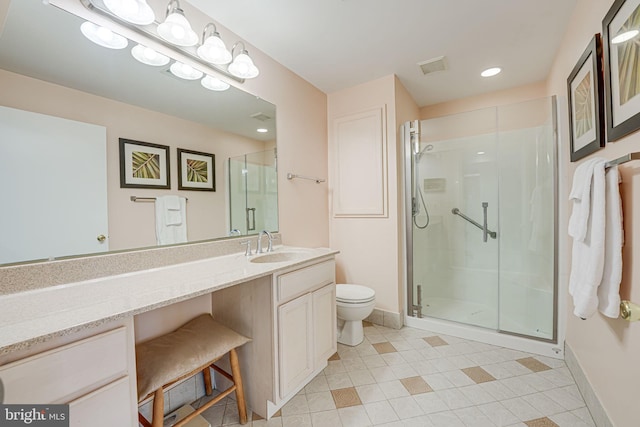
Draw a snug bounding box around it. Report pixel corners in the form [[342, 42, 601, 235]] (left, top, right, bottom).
[[313, 284, 337, 366], [278, 293, 313, 398], [69, 376, 134, 427]]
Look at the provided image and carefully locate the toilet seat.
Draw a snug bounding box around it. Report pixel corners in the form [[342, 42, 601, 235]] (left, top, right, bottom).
[[336, 284, 375, 304]]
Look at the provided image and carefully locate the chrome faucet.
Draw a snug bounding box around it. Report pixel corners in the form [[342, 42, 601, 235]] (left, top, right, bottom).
[[256, 230, 274, 253]]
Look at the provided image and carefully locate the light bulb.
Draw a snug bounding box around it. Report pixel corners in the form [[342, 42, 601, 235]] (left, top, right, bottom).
[[131, 44, 170, 66], [80, 21, 128, 49], [228, 52, 259, 79], [104, 0, 155, 25], [158, 11, 198, 46], [170, 61, 203, 80], [201, 75, 230, 91]]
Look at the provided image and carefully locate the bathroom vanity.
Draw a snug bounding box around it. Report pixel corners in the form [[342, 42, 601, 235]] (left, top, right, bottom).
[[0, 245, 337, 425]]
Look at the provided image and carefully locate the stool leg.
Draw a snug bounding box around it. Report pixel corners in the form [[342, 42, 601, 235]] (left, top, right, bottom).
[[152, 388, 164, 427], [229, 348, 247, 424], [203, 367, 213, 396]]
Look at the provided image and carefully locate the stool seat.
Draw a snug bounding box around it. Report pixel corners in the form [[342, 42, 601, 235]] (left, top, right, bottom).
[[136, 314, 251, 427]]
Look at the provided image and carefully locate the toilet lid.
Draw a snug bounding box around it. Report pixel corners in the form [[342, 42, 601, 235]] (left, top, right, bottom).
[[336, 284, 375, 303]]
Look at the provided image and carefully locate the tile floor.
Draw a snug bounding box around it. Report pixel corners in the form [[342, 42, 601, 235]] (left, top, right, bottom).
[[188, 323, 596, 427]]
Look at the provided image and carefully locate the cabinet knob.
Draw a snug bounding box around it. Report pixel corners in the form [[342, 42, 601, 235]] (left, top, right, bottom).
[[97, 234, 107, 243]]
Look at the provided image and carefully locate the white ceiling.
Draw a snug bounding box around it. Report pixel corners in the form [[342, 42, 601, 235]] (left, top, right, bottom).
[[189, 0, 578, 107]]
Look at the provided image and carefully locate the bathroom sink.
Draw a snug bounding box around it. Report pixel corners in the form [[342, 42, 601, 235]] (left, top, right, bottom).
[[250, 251, 307, 263]]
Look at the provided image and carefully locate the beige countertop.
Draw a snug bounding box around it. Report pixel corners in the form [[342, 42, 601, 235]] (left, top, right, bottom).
[[0, 246, 337, 355]]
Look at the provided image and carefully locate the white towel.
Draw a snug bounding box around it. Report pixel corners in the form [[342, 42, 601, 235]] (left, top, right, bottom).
[[598, 166, 623, 318], [568, 158, 600, 241], [155, 195, 187, 245], [568, 158, 607, 318], [163, 195, 182, 226]]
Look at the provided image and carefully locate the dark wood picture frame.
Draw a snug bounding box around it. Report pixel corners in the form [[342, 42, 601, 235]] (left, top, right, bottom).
[[568, 34, 605, 162], [119, 138, 170, 189], [602, 0, 640, 141], [177, 148, 216, 191]]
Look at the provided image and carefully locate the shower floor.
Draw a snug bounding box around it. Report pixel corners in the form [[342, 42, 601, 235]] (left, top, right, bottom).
[[421, 296, 553, 340], [421, 296, 497, 330]]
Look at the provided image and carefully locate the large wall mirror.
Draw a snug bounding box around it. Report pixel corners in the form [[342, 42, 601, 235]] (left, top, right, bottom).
[[0, 0, 278, 266]]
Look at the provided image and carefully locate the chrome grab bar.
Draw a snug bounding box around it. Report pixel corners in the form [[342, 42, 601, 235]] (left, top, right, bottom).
[[451, 205, 497, 241]]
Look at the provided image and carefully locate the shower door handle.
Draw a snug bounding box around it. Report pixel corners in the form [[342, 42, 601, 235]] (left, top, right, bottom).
[[451, 205, 497, 241], [482, 202, 489, 242]]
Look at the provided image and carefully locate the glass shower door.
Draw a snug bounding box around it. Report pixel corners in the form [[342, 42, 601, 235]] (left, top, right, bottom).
[[411, 108, 500, 330], [228, 148, 278, 235]]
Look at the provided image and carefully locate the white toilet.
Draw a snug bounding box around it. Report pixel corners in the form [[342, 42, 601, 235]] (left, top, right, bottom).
[[336, 284, 376, 346]]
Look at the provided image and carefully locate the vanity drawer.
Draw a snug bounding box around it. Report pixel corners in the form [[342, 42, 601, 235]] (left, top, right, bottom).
[[0, 327, 128, 404], [277, 259, 335, 303]]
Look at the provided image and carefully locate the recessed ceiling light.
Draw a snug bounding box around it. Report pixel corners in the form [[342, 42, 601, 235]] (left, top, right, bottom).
[[477, 151, 486, 155], [257, 128, 268, 133], [481, 67, 501, 77], [612, 30, 639, 44]]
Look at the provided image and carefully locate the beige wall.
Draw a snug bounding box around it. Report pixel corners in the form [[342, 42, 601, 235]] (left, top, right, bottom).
[[420, 81, 547, 120], [546, 1, 640, 426], [328, 75, 418, 315]]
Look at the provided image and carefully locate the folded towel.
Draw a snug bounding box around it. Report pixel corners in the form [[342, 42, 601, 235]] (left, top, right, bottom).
[[163, 195, 182, 226], [569, 158, 607, 318], [598, 166, 623, 318], [155, 196, 187, 245]]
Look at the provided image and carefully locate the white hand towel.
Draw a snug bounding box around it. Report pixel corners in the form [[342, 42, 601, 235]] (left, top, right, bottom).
[[163, 195, 182, 226], [568, 158, 600, 241], [155, 196, 187, 245], [598, 165, 623, 318], [568, 158, 606, 318]]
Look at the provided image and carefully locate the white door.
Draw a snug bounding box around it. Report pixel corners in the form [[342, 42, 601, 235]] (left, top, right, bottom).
[[0, 106, 109, 264]]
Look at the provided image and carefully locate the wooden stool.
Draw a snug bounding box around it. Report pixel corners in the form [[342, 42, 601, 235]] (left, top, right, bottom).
[[136, 314, 251, 427]]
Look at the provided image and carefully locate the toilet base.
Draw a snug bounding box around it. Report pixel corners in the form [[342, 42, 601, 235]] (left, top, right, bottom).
[[337, 319, 364, 346]]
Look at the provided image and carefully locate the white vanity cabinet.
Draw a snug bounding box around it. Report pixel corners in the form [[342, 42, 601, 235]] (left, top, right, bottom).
[[276, 260, 336, 399], [0, 321, 137, 427], [210, 256, 336, 419]]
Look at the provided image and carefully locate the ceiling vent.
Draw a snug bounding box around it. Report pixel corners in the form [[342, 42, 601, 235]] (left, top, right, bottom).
[[250, 112, 272, 121], [418, 56, 448, 75]]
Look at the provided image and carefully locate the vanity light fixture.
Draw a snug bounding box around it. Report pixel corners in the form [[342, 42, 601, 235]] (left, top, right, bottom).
[[80, 21, 128, 49], [228, 42, 259, 79], [612, 29, 639, 44], [157, 0, 198, 47], [197, 23, 232, 65], [131, 44, 170, 66], [103, 0, 155, 25], [481, 67, 501, 77], [170, 61, 203, 80], [201, 75, 230, 91], [82, 0, 259, 83]]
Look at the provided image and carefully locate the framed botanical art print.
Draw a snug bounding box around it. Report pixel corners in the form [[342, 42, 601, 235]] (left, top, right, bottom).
[[177, 148, 215, 191], [119, 138, 170, 189], [603, 0, 640, 141], [567, 34, 605, 162]]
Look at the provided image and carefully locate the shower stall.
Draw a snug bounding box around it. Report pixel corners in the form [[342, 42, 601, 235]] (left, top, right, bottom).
[[404, 96, 560, 356], [228, 148, 278, 235]]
